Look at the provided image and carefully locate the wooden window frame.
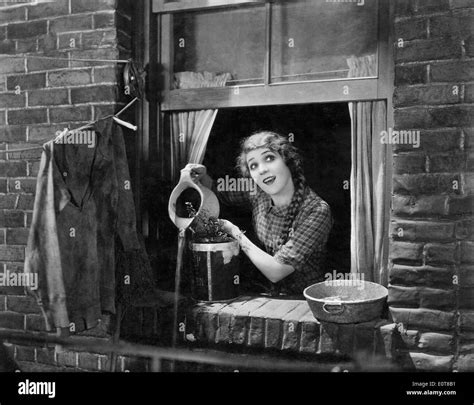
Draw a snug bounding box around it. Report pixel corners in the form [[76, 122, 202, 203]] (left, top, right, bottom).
[[153, 0, 392, 111]]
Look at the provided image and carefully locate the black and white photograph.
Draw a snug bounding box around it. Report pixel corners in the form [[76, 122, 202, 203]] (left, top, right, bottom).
[[0, 0, 473, 403]]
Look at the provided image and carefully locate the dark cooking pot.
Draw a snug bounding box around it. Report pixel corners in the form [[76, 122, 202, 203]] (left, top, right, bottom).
[[303, 280, 388, 324]]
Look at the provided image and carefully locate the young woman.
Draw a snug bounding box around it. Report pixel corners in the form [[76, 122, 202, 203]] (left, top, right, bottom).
[[185, 131, 333, 296]]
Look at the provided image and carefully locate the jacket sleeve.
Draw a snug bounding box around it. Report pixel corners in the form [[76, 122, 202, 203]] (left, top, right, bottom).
[[24, 142, 70, 331], [112, 124, 141, 251]]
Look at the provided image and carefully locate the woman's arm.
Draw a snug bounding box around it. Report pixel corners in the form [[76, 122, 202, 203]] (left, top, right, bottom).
[[220, 220, 295, 284]]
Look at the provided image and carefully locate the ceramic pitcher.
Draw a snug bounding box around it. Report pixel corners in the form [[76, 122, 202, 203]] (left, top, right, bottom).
[[168, 166, 220, 230]]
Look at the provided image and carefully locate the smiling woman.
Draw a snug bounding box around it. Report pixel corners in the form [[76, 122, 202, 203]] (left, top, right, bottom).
[[185, 131, 333, 296]]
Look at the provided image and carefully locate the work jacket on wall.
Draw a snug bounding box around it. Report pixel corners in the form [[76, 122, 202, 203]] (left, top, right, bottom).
[[25, 120, 140, 332]]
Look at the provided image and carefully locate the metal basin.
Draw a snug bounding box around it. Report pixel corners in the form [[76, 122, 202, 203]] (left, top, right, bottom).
[[303, 280, 388, 324]]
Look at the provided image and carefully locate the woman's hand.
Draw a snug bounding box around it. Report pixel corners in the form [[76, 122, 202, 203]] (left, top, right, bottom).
[[218, 219, 241, 239], [183, 163, 213, 188]]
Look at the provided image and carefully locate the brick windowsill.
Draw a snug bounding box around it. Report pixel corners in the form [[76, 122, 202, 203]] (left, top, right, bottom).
[[187, 295, 390, 357]]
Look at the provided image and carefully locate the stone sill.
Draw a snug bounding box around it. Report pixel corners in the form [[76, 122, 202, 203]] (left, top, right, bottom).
[[186, 295, 391, 357]]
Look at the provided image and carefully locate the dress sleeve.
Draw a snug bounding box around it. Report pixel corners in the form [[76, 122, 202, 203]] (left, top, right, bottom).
[[273, 200, 333, 271]]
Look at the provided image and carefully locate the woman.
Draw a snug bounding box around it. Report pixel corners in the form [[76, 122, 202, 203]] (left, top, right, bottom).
[[186, 131, 333, 296]]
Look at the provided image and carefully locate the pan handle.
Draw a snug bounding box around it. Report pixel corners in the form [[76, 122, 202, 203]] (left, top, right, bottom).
[[322, 302, 344, 314]]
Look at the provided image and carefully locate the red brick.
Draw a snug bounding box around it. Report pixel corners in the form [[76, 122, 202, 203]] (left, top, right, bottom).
[[49, 106, 92, 123], [27, 0, 69, 20], [281, 302, 310, 351], [390, 264, 454, 288], [229, 297, 268, 345], [461, 241, 474, 263], [395, 18, 427, 41], [7, 295, 40, 314], [394, 0, 415, 17], [71, 85, 118, 104], [7, 72, 47, 91], [82, 29, 117, 49], [7, 109, 47, 125], [93, 66, 119, 83], [460, 287, 474, 309], [393, 194, 449, 216], [8, 20, 47, 39], [28, 124, 69, 142], [192, 302, 226, 343], [16, 38, 38, 54], [93, 12, 116, 29], [25, 314, 47, 332], [417, 332, 454, 353], [460, 310, 474, 331], [15, 345, 35, 362], [78, 352, 100, 370], [122, 356, 149, 372], [0, 295, 5, 311], [455, 354, 474, 371], [318, 322, 338, 354], [460, 265, 474, 286], [389, 241, 424, 262], [449, 195, 474, 215], [57, 33, 82, 50], [6, 228, 29, 245], [0, 264, 25, 295], [388, 285, 419, 307], [419, 287, 456, 310], [0, 210, 25, 227], [429, 153, 468, 172], [0, 57, 26, 75], [56, 350, 77, 368], [0, 6, 26, 22], [394, 85, 460, 107], [336, 323, 355, 356], [431, 61, 474, 82], [451, 0, 474, 8], [28, 89, 69, 107], [49, 15, 93, 34], [407, 352, 453, 372], [416, 0, 450, 13], [27, 51, 69, 72], [248, 299, 288, 347], [6, 143, 42, 160], [393, 174, 460, 195], [390, 220, 454, 241], [424, 243, 458, 265], [298, 310, 319, 353], [0, 194, 17, 209], [430, 14, 474, 39], [456, 220, 474, 240], [395, 38, 461, 63], [0, 311, 24, 329], [0, 162, 27, 178], [393, 154, 425, 174], [389, 307, 455, 331], [0, 126, 27, 143], [71, 0, 116, 13], [7, 178, 36, 193], [0, 40, 16, 54], [36, 347, 55, 365], [395, 65, 427, 86], [48, 69, 92, 87], [215, 299, 248, 344]]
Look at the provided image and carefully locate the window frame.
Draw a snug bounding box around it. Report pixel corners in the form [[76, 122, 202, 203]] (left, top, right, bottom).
[[153, 0, 391, 111]]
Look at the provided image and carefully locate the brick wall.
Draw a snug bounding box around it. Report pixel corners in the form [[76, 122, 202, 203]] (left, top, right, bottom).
[[390, 0, 474, 371], [0, 0, 135, 371]]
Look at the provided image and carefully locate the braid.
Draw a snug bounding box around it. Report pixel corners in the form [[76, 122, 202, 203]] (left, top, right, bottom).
[[235, 130, 308, 253], [276, 168, 306, 250]]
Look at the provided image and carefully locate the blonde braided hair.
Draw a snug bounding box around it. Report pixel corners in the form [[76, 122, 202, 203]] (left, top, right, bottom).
[[236, 131, 307, 252]]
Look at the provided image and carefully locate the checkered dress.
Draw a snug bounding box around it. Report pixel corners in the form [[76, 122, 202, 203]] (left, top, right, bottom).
[[216, 185, 333, 295]]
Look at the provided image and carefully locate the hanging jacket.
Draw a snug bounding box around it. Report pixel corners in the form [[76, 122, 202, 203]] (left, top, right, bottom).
[[25, 119, 140, 332]]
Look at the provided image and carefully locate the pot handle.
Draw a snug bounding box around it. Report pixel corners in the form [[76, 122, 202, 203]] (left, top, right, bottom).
[[322, 302, 344, 314]]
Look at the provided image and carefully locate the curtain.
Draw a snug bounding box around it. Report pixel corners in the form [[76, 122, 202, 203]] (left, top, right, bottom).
[[347, 55, 389, 285], [170, 71, 231, 183]]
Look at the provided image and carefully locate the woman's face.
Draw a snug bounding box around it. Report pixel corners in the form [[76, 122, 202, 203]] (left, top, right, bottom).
[[246, 148, 293, 197]]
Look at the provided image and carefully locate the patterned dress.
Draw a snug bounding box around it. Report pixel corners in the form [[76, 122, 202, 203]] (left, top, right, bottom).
[[216, 185, 333, 295]]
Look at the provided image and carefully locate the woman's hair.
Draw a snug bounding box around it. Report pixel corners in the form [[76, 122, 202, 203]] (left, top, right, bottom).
[[236, 131, 307, 250]]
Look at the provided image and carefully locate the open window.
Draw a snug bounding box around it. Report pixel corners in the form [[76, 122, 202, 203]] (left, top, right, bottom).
[[138, 0, 393, 293]]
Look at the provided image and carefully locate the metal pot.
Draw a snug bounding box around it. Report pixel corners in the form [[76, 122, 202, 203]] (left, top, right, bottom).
[[303, 280, 388, 324]]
